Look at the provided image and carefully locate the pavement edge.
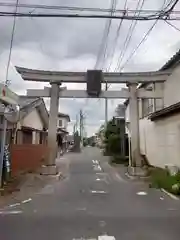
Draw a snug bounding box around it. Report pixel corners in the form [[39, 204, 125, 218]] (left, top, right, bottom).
[[161, 188, 179, 200]]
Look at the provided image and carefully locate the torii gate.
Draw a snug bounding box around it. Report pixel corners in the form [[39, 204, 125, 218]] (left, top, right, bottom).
[[16, 66, 171, 175]]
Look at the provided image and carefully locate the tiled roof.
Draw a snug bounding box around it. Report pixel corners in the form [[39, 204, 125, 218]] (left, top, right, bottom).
[[160, 49, 180, 71], [18, 96, 39, 108]]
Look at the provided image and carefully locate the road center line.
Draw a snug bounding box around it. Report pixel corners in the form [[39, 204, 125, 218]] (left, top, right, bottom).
[[9, 203, 21, 208], [22, 198, 32, 204], [0, 210, 23, 215], [91, 190, 107, 194], [98, 236, 116, 240]]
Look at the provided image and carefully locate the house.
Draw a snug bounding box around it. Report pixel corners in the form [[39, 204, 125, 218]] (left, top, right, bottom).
[[1, 96, 49, 176], [125, 49, 180, 168], [0, 96, 49, 145], [57, 112, 70, 152]]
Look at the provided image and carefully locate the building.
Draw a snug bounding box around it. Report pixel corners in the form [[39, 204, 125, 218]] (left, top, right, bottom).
[[125, 49, 180, 168], [0, 96, 49, 145], [57, 112, 70, 152]]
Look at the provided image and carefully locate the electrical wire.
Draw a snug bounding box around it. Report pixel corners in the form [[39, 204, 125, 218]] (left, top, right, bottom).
[[1, 10, 180, 20], [115, 0, 145, 72], [0, 0, 177, 14], [119, 0, 179, 71], [165, 19, 180, 31], [119, 19, 159, 72], [101, 0, 118, 71], [94, 0, 117, 69], [106, 0, 128, 72], [5, 0, 19, 86], [1, 2, 179, 15]]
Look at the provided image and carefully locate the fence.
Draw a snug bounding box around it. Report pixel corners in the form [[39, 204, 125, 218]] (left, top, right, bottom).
[[11, 144, 49, 176]]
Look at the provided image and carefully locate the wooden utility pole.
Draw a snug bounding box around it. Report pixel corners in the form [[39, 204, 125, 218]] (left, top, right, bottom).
[[79, 109, 83, 142], [105, 82, 108, 125]]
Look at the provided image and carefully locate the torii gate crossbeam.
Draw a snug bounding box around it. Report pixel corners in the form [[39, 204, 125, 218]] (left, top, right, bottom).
[[16, 67, 171, 176]]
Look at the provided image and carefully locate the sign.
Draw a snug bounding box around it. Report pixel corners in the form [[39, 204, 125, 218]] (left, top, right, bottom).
[[0, 83, 19, 105]]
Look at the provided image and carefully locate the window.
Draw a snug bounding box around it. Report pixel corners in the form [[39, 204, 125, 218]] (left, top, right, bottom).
[[141, 82, 164, 118], [154, 98, 164, 111], [58, 119, 63, 127], [141, 98, 154, 118]]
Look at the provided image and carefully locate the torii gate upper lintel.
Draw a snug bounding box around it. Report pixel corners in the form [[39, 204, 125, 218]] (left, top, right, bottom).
[[16, 66, 171, 176]]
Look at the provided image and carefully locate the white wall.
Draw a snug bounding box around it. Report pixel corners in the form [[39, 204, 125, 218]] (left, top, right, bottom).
[[138, 65, 180, 168], [164, 64, 180, 107], [139, 115, 180, 168], [22, 109, 43, 130]]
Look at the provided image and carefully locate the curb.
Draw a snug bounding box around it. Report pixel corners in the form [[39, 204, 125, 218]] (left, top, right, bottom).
[[125, 172, 137, 180], [161, 188, 179, 200], [56, 172, 64, 180]]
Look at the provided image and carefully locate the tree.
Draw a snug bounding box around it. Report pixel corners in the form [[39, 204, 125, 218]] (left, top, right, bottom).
[[104, 118, 121, 155]]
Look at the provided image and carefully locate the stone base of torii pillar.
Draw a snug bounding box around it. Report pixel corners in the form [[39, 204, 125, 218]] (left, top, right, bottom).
[[127, 166, 148, 177]]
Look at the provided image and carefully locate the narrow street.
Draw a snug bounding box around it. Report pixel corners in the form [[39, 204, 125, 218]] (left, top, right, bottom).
[[0, 147, 180, 239]]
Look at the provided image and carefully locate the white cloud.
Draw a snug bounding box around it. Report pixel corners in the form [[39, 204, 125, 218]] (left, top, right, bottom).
[[1, 0, 180, 135]]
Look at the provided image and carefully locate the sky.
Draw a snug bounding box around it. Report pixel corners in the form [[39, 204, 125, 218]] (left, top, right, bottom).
[[1, 0, 180, 136]]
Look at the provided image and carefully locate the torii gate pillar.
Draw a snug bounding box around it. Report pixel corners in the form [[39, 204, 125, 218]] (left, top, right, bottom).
[[128, 83, 147, 176], [41, 82, 60, 175]]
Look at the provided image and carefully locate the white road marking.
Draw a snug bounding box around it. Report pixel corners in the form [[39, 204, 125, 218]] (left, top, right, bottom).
[[136, 191, 147, 196], [22, 198, 32, 204], [9, 203, 21, 208], [93, 166, 101, 171], [96, 178, 101, 181], [168, 208, 177, 211], [76, 207, 87, 211], [91, 190, 107, 194], [97, 165, 102, 171], [72, 236, 115, 240], [98, 236, 116, 240], [0, 210, 23, 215]]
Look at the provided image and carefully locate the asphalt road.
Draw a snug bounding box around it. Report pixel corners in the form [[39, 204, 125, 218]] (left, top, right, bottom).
[[0, 147, 180, 239]]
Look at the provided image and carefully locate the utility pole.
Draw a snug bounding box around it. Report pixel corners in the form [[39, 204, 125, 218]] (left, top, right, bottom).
[[105, 82, 108, 125], [79, 109, 84, 142]]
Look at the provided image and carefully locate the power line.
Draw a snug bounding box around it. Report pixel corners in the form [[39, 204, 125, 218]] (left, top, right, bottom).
[[165, 19, 180, 32], [114, 0, 145, 72], [1, 10, 180, 20], [1, 2, 180, 15], [101, 0, 118, 71], [5, 0, 19, 86], [94, 0, 117, 69], [119, 19, 159, 72], [119, 0, 179, 71], [105, 0, 127, 72]]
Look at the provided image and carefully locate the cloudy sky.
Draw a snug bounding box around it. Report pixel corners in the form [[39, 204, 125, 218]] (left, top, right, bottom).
[[1, 0, 180, 136]]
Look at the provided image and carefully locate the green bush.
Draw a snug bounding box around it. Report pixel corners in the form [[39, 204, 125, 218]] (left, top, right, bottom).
[[150, 167, 180, 195]]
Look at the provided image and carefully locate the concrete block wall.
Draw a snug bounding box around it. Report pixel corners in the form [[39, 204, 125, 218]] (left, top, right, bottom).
[[139, 115, 180, 168]]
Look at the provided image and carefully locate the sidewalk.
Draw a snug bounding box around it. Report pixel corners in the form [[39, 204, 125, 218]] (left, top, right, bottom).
[[0, 154, 69, 209]]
